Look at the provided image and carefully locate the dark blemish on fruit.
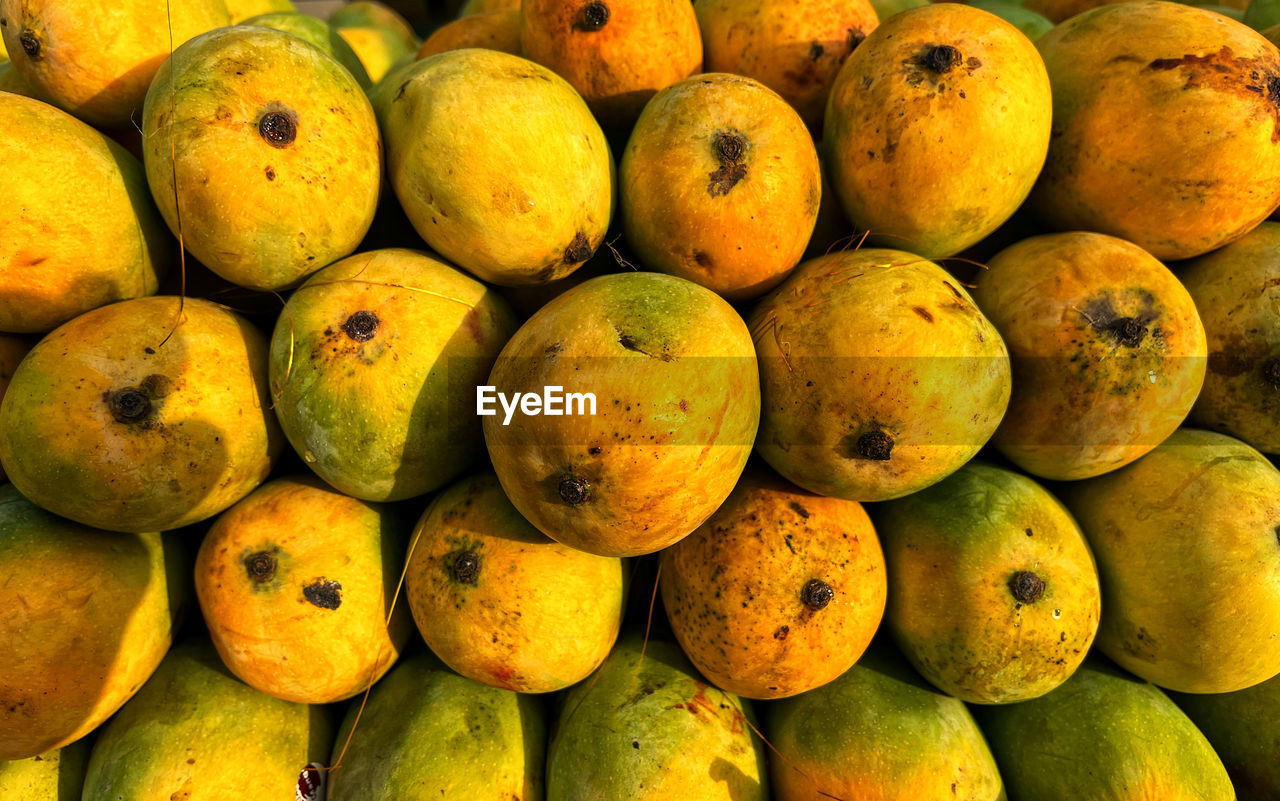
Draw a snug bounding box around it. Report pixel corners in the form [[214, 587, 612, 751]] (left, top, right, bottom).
[[774, 625, 790, 640], [452, 550, 480, 585], [1262, 357, 1280, 389], [693, 250, 712, 269], [789, 501, 809, 519], [342, 310, 379, 342], [848, 28, 866, 51], [303, 579, 342, 610], [144, 347, 155, 354], [564, 232, 593, 264], [19, 30, 40, 59], [802, 578, 835, 609], [921, 45, 962, 74], [913, 306, 934, 323], [265, 166, 276, 181], [1009, 571, 1046, 604], [1107, 317, 1148, 347], [107, 388, 152, 424], [244, 551, 277, 583], [258, 110, 298, 148], [708, 130, 748, 197], [856, 429, 894, 461], [558, 475, 590, 506], [589, 446, 602, 455], [809, 42, 824, 61], [574, 1, 610, 31], [1025, 528, 1033, 537]]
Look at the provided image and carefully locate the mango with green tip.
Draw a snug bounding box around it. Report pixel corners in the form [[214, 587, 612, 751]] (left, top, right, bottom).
[[976, 659, 1234, 800], [269, 249, 517, 502], [405, 472, 625, 693], [547, 635, 768, 801], [1169, 671, 1280, 797], [767, 643, 1005, 801], [327, 651, 545, 801], [0, 741, 89, 801], [0, 485, 185, 761], [81, 641, 332, 801], [240, 12, 372, 86]]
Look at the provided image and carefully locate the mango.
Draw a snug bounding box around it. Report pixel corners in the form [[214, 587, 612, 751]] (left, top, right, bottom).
[[967, 0, 1054, 39], [0, 334, 30, 483], [621, 73, 821, 300], [241, 12, 372, 86], [329, 1, 421, 50], [0, 296, 282, 533], [461, 0, 521, 13], [1063, 428, 1280, 693], [0, 485, 184, 760], [143, 25, 382, 292], [0, 60, 43, 98], [330, 2, 421, 83], [225, 0, 295, 22], [484, 272, 759, 556], [418, 9, 522, 57], [0, 741, 88, 801], [1170, 671, 1280, 797]]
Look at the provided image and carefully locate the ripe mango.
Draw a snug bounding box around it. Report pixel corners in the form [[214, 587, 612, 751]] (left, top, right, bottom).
[[0, 741, 88, 801], [225, 0, 295, 23], [417, 9, 522, 58], [240, 12, 372, 86]]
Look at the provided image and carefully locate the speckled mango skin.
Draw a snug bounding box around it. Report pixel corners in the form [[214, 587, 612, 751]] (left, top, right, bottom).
[[521, 0, 703, 129], [977, 660, 1234, 801], [143, 26, 381, 292], [547, 635, 767, 801], [225, 0, 295, 23], [269, 249, 516, 502], [0, 741, 89, 801], [484, 272, 760, 557], [973, 232, 1207, 481], [768, 644, 1005, 801], [660, 468, 885, 699], [0, 93, 168, 333], [0, 296, 282, 533], [405, 472, 624, 693], [417, 9, 522, 58], [195, 476, 412, 704], [372, 49, 614, 286], [1170, 671, 1280, 798], [694, 0, 878, 129], [0, 0, 229, 128], [1063, 429, 1280, 693], [621, 73, 821, 301], [81, 642, 332, 801], [876, 462, 1100, 704], [327, 651, 545, 801], [749, 249, 1011, 501], [823, 4, 1051, 259], [1180, 222, 1280, 454], [240, 12, 371, 87], [0, 486, 183, 761], [1033, 1, 1280, 260]]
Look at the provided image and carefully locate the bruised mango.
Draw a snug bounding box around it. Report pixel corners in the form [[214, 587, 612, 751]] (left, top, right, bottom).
[[1170, 672, 1280, 797], [1033, 1, 1280, 260], [0, 296, 282, 532], [373, 49, 614, 286], [824, 4, 1051, 259], [972, 232, 1207, 480], [521, 0, 703, 129], [0, 486, 184, 761], [621, 73, 821, 301], [767, 643, 1004, 801], [1180, 221, 1280, 454], [81, 642, 331, 801], [269, 249, 516, 501], [417, 9, 522, 58], [241, 12, 372, 86], [0, 741, 88, 801], [0, 93, 168, 333], [977, 660, 1233, 800], [485, 272, 759, 557], [876, 462, 1101, 704], [196, 476, 412, 704], [693, 0, 878, 129], [750, 249, 1011, 501], [1063, 429, 1280, 693], [660, 468, 886, 699], [405, 472, 624, 693], [547, 635, 767, 801], [143, 26, 382, 292], [327, 651, 545, 801]]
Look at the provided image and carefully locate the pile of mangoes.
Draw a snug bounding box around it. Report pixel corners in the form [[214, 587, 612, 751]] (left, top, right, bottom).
[[1, 0, 1279, 798]]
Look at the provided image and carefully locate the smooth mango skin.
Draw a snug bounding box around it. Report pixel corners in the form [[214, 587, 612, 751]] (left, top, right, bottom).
[[749, 249, 1011, 501], [1180, 222, 1280, 454], [694, 0, 879, 129], [373, 49, 614, 286], [1033, 1, 1280, 260], [621, 73, 821, 301], [417, 8, 522, 58], [0, 296, 282, 533], [329, 1, 421, 49], [972, 232, 1207, 481], [81, 642, 332, 801], [1063, 429, 1280, 693], [521, 0, 703, 129], [0, 486, 183, 761], [335, 25, 415, 83], [225, 0, 294, 23], [0, 741, 89, 801], [195, 476, 412, 704], [0, 93, 169, 333], [660, 468, 886, 699], [977, 660, 1233, 800], [143, 26, 382, 292], [240, 12, 372, 86], [768, 643, 1005, 801], [0, 0, 229, 128], [0, 334, 31, 483], [405, 472, 625, 693], [876, 462, 1101, 704], [269, 249, 516, 501], [1170, 672, 1280, 797], [327, 651, 545, 801], [484, 272, 760, 557], [547, 635, 767, 801], [824, 4, 1051, 260]]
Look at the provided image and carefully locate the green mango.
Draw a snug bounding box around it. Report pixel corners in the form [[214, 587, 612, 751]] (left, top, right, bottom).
[[967, 0, 1054, 38], [0, 742, 88, 801], [1245, 0, 1280, 29], [1170, 672, 1280, 798]]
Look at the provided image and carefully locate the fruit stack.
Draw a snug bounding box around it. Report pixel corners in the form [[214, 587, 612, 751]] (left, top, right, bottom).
[[1, 0, 1278, 798]]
